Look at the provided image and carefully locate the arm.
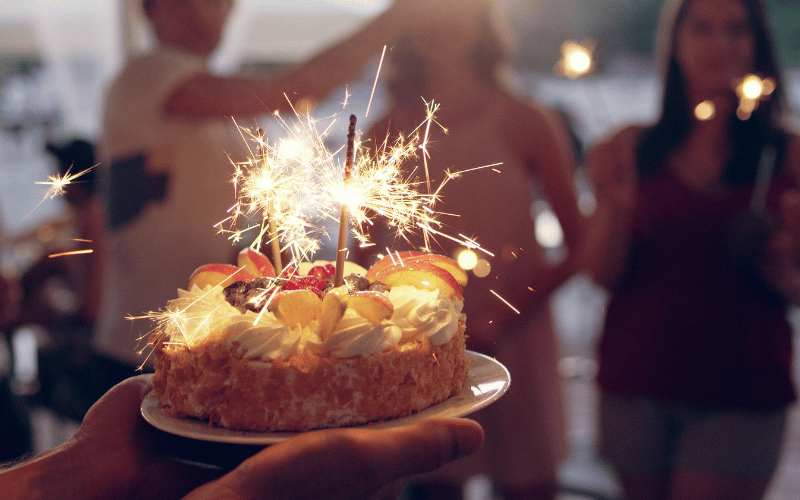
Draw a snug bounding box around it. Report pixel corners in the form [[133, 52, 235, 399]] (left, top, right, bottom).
[[582, 126, 640, 289], [505, 103, 585, 305], [163, 4, 409, 120], [761, 133, 800, 305], [0, 375, 221, 500], [464, 103, 585, 349], [0, 375, 483, 500]]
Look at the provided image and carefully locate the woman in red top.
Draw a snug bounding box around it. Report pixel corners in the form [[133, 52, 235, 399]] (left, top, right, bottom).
[[585, 0, 800, 498]]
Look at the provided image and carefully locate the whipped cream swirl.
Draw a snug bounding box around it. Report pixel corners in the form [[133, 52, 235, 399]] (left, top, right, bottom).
[[387, 286, 464, 345], [322, 309, 402, 358], [226, 312, 307, 360]]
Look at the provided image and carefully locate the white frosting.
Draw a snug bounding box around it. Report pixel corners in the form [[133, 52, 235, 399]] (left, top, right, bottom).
[[161, 284, 461, 360], [322, 309, 402, 358], [387, 286, 464, 345], [225, 312, 309, 360]]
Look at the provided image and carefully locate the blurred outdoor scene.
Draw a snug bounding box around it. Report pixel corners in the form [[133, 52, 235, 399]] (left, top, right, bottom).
[[1, 1, 799, 499]]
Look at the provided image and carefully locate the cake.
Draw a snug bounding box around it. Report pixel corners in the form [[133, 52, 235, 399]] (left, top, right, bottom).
[[150, 248, 471, 432]]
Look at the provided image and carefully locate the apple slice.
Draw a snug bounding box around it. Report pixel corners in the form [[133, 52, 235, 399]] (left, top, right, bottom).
[[237, 248, 276, 277], [348, 291, 394, 323], [374, 262, 463, 299], [403, 254, 468, 286], [365, 251, 425, 280], [267, 289, 322, 328], [188, 263, 256, 290], [319, 286, 348, 340]]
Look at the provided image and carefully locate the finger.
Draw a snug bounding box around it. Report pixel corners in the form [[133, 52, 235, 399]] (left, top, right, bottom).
[[376, 418, 485, 475], [78, 374, 154, 429], [209, 418, 483, 500]]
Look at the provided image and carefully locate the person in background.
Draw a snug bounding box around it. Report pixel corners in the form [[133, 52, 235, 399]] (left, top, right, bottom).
[[20, 139, 106, 419], [94, 0, 415, 385], [363, 1, 585, 498], [0, 139, 100, 463], [14, 139, 101, 335], [0, 374, 484, 500], [584, 0, 800, 498], [0, 232, 27, 463]]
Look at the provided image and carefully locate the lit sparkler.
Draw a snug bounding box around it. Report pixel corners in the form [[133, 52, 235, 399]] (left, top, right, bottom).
[[555, 40, 595, 80], [734, 74, 775, 121], [223, 100, 494, 268], [27, 165, 98, 260], [34, 164, 97, 201], [334, 114, 358, 286], [222, 111, 333, 263], [143, 97, 510, 357]]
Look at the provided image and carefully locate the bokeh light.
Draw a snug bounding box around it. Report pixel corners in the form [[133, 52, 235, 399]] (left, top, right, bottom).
[[694, 100, 716, 121], [457, 248, 478, 271], [554, 40, 595, 79], [473, 259, 491, 278], [534, 209, 564, 249]]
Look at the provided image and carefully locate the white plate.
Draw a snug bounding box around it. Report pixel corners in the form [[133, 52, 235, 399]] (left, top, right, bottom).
[[140, 351, 509, 445]]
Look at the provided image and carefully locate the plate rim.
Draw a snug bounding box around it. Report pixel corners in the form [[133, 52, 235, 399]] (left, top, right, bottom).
[[140, 350, 509, 444]]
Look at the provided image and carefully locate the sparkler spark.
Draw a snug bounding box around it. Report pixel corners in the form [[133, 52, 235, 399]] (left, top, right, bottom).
[[490, 289, 520, 315], [35, 164, 97, 201], [28, 164, 98, 219], [48, 249, 93, 258]]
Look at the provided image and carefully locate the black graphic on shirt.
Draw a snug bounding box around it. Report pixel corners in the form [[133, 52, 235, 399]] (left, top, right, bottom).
[[106, 153, 170, 230]]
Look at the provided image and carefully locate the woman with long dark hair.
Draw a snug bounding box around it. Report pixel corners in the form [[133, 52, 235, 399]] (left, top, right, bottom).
[[585, 0, 800, 498]]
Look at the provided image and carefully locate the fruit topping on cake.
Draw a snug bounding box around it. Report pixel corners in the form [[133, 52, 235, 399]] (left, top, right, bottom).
[[212, 252, 465, 327]]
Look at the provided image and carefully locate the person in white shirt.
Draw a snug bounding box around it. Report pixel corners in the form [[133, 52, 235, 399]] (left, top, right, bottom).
[[94, 0, 413, 380]]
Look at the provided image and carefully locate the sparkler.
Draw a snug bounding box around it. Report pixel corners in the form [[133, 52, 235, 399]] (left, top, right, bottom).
[[334, 115, 358, 286], [223, 112, 331, 263], [554, 40, 595, 80], [34, 164, 96, 201], [141, 95, 513, 357], [553, 38, 614, 138], [25, 165, 98, 261], [223, 99, 494, 270], [256, 128, 283, 270], [29, 163, 97, 219], [734, 74, 775, 121]]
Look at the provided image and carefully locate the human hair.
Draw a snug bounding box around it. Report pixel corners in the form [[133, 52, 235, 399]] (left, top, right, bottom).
[[637, 0, 788, 184], [386, 3, 514, 105]]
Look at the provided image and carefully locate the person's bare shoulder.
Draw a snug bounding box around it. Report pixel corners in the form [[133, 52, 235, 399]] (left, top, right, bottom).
[[496, 92, 550, 135], [494, 92, 570, 160]]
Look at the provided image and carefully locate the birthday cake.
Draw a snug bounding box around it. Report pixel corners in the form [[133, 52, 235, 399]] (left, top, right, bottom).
[[150, 248, 471, 432]]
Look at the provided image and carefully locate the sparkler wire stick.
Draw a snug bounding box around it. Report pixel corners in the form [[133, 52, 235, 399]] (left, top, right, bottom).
[[334, 114, 357, 286], [257, 128, 283, 271]]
